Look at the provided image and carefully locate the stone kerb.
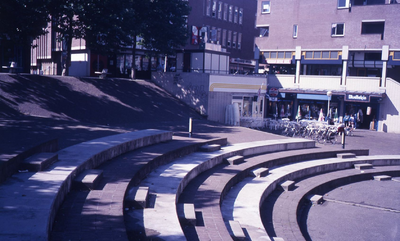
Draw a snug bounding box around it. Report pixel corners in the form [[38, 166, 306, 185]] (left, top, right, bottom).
[[0, 130, 172, 241], [231, 155, 400, 241], [140, 138, 314, 241]]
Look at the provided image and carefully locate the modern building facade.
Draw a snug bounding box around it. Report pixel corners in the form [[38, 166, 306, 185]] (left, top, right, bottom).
[[255, 0, 400, 132], [30, 0, 260, 78], [176, 0, 259, 74]]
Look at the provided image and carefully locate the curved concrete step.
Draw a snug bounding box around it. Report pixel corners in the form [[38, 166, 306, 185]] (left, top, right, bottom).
[[0, 130, 173, 241], [132, 138, 315, 240], [229, 155, 400, 240]]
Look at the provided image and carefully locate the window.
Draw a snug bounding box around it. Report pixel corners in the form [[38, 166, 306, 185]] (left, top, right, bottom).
[[361, 21, 385, 40], [227, 30, 232, 47], [218, 2, 223, 19], [262, 1, 270, 14], [212, 0, 217, 17], [394, 52, 400, 60], [304, 51, 339, 59], [211, 27, 217, 42], [338, 0, 350, 8], [331, 23, 345, 36], [229, 5, 233, 22], [232, 32, 237, 48], [217, 28, 221, 44], [239, 8, 243, 24], [238, 33, 242, 49], [234, 7, 239, 23], [259, 26, 269, 37], [222, 29, 227, 46], [206, 0, 211, 16], [322, 51, 330, 58], [293, 25, 298, 38], [223, 3, 228, 21]]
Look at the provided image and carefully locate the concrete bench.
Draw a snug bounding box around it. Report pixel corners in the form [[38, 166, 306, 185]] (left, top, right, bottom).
[[374, 175, 392, 181], [126, 186, 150, 209], [280, 180, 295, 191], [308, 194, 324, 204], [199, 144, 221, 152], [229, 220, 246, 241], [337, 153, 356, 159], [94, 69, 111, 79], [354, 163, 373, 170], [20, 152, 58, 172], [251, 167, 269, 178], [177, 203, 196, 225], [73, 169, 103, 190], [225, 155, 244, 165]]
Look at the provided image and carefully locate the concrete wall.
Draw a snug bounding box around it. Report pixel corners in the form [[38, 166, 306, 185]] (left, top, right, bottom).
[[151, 72, 210, 116], [379, 78, 400, 133], [208, 91, 232, 123], [152, 72, 267, 122]]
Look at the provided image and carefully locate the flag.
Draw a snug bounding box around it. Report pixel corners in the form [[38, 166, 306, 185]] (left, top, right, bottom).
[[296, 105, 301, 121], [318, 108, 324, 122]]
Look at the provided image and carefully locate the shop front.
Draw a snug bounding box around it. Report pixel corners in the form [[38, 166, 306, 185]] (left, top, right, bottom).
[[274, 88, 383, 130], [343, 94, 381, 130]]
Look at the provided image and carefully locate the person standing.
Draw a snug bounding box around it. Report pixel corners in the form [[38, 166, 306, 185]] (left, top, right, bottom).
[[344, 113, 350, 126]]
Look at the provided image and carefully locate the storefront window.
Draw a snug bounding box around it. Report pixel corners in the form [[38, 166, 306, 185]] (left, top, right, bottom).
[[242, 97, 253, 117]]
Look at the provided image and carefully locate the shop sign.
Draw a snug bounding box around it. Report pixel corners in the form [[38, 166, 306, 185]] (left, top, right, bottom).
[[269, 88, 279, 97], [346, 94, 370, 102], [269, 97, 278, 102]]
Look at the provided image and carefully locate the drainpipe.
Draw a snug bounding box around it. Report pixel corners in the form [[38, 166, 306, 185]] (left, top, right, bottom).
[[341, 46, 349, 87], [381, 45, 389, 88], [295, 46, 301, 86]]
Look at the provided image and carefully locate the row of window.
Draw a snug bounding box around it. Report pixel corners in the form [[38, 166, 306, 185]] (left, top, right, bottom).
[[191, 26, 242, 49], [218, 28, 243, 49], [206, 0, 243, 25], [258, 21, 385, 39], [263, 51, 340, 60], [263, 0, 395, 14]]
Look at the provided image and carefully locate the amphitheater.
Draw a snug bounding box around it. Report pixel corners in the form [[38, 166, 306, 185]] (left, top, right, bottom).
[[0, 74, 399, 241]]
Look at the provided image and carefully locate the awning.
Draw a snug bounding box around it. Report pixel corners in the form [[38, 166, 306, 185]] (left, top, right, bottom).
[[278, 88, 386, 101]]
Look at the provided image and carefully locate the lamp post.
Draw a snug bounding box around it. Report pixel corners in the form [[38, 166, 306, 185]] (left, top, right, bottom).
[[326, 91, 333, 119]]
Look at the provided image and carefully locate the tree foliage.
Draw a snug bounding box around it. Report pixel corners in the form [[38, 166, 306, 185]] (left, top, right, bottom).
[[141, 0, 190, 55], [0, 0, 50, 42], [0, 0, 191, 75]]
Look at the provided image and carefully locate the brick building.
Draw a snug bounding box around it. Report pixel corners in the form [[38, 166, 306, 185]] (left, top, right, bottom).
[[254, 0, 400, 132]]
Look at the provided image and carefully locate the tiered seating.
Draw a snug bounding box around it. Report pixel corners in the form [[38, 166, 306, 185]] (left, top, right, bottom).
[[52, 135, 227, 241], [3, 128, 398, 241], [270, 165, 400, 241], [186, 148, 369, 241], [227, 154, 400, 240], [127, 138, 314, 240], [0, 130, 173, 240]]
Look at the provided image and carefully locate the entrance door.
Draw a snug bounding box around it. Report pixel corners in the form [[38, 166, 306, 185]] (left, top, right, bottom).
[[183, 53, 191, 72]]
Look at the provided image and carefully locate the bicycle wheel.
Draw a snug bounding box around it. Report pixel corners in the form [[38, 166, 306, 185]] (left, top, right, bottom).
[[317, 133, 326, 144], [329, 133, 337, 145]]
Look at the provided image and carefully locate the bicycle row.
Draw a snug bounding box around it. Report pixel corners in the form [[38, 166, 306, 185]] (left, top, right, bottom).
[[266, 119, 354, 145]]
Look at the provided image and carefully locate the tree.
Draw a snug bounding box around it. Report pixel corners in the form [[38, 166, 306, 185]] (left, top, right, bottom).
[[81, 0, 147, 78], [0, 0, 50, 72], [141, 0, 190, 55], [48, 0, 85, 76]]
